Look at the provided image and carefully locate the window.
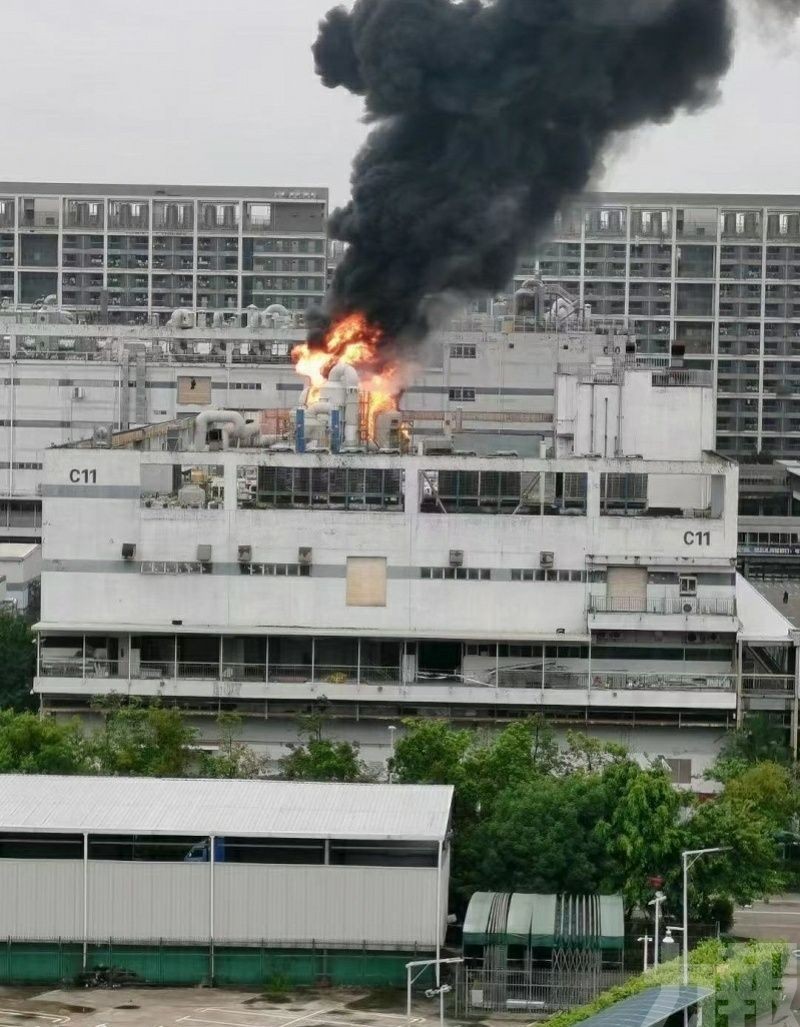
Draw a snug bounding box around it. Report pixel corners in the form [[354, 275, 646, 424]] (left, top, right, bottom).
[[679, 575, 698, 596], [245, 466, 404, 511], [665, 757, 692, 785], [421, 567, 491, 580], [239, 563, 310, 576], [420, 469, 587, 516], [346, 557, 387, 607], [450, 345, 477, 358], [140, 464, 223, 510], [449, 387, 476, 402], [141, 561, 210, 575], [600, 473, 647, 514]]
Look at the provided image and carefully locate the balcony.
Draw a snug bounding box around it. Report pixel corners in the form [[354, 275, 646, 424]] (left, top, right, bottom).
[[38, 657, 398, 687], [588, 596, 736, 615]]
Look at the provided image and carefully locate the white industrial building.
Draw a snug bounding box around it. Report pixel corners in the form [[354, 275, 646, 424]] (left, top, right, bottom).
[[0, 774, 452, 985], [0, 542, 41, 611], [33, 354, 799, 787], [0, 302, 624, 540]]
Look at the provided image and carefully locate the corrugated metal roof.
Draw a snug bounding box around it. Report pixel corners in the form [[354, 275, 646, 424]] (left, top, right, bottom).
[[0, 775, 453, 841]]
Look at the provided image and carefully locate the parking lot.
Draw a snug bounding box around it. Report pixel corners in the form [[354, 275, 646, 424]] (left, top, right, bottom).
[[0, 988, 448, 1027]]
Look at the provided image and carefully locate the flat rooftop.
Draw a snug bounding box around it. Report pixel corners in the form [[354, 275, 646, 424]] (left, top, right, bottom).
[[0, 775, 454, 841], [0, 182, 327, 200], [0, 543, 39, 560]]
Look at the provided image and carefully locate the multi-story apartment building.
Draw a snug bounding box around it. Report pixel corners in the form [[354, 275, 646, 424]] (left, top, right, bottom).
[[520, 193, 800, 462], [0, 183, 327, 322], [34, 359, 799, 787]]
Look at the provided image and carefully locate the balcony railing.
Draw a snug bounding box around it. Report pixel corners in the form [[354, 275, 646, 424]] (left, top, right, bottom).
[[39, 658, 399, 686], [592, 671, 734, 691], [589, 596, 737, 616], [741, 674, 795, 696]]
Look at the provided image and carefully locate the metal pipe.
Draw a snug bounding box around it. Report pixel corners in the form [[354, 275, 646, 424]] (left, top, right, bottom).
[[603, 397, 609, 458], [194, 409, 246, 451]]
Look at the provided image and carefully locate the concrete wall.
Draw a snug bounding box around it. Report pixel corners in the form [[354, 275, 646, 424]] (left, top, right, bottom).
[[39, 449, 738, 637]]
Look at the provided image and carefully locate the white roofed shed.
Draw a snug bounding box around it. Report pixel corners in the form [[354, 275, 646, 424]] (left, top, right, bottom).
[[0, 776, 454, 954]]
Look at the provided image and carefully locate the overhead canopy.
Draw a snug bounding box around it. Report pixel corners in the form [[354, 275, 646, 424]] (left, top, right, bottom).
[[463, 892, 624, 950], [569, 986, 712, 1027], [0, 775, 453, 842], [736, 572, 795, 643], [463, 892, 494, 946]]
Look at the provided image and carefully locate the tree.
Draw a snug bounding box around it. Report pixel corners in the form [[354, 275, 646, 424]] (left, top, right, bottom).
[[708, 714, 790, 782], [91, 696, 199, 776], [0, 611, 36, 711], [465, 717, 561, 811], [280, 714, 367, 782], [463, 773, 612, 899], [392, 718, 473, 786], [595, 762, 686, 913], [201, 713, 268, 778], [723, 761, 798, 830], [0, 710, 91, 773], [563, 730, 628, 773], [683, 792, 785, 924]]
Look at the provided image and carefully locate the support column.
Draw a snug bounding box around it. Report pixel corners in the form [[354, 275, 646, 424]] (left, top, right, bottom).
[[356, 638, 361, 685], [218, 635, 224, 682], [82, 832, 89, 969], [209, 834, 216, 984], [311, 637, 316, 682], [735, 638, 743, 729], [82, 635, 87, 680], [173, 634, 179, 680], [792, 633, 800, 762]]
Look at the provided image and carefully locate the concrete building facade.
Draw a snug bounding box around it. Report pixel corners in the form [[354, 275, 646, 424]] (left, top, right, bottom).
[[0, 183, 327, 323], [521, 193, 800, 462], [0, 312, 622, 540], [33, 362, 799, 789]]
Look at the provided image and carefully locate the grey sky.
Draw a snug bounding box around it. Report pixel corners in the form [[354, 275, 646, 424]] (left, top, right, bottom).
[[2, 0, 799, 209]]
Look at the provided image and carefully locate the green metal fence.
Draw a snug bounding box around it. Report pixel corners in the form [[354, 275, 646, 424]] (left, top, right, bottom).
[[0, 940, 431, 989]]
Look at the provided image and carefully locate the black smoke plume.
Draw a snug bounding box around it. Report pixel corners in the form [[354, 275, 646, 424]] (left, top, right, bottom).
[[312, 0, 798, 348]]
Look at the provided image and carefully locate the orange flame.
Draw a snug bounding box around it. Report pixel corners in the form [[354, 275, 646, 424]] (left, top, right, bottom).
[[291, 312, 400, 442]]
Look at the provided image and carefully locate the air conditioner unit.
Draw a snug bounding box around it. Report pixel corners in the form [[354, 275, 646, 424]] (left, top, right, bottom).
[[121, 542, 136, 560], [449, 549, 464, 567], [540, 551, 555, 567], [197, 544, 212, 564], [682, 598, 698, 614], [298, 546, 313, 565], [238, 545, 252, 563], [72, 386, 85, 400]]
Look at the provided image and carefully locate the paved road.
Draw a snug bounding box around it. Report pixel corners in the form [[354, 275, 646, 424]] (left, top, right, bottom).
[[733, 896, 800, 944]]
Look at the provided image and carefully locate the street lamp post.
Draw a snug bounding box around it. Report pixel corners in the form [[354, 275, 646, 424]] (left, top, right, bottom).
[[648, 891, 666, 968], [681, 847, 730, 985], [637, 934, 652, 972]]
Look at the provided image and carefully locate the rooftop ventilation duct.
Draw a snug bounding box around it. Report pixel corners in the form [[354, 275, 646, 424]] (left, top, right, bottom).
[[194, 408, 246, 451]]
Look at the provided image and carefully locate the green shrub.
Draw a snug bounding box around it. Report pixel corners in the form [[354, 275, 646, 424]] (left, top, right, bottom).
[[542, 940, 788, 1027]]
